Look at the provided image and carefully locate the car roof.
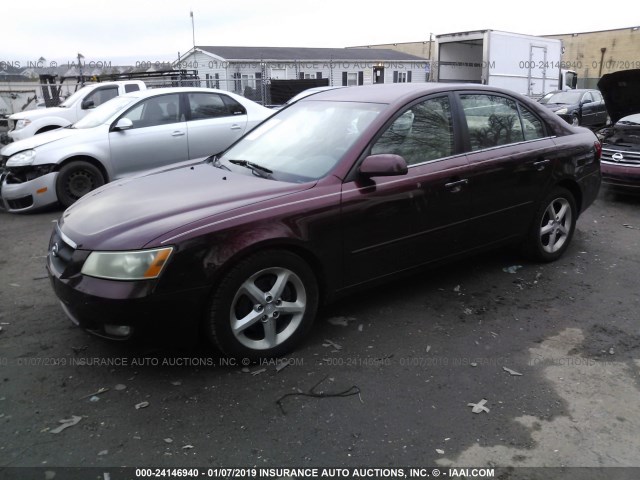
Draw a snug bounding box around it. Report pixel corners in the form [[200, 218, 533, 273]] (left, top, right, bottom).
[[300, 83, 529, 105], [121, 86, 237, 100]]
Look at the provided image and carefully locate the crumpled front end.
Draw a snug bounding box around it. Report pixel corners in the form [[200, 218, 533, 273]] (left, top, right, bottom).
[[0, 158, 59, 211]]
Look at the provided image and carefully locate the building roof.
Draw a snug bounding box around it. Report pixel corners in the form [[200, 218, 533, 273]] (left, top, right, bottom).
[[195, 46, 426, 62]]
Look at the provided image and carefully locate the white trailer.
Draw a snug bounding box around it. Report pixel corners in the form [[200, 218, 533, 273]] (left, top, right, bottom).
[[435, 30, 577, 96]]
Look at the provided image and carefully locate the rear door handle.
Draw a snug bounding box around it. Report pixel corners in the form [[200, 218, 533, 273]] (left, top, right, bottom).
[[171, 131, 185, 137], [230, 124, 242, 130], [444, 179, 468, 192], [533, 159, 550, 171]]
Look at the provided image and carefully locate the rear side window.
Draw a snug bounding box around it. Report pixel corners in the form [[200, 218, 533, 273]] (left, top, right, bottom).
[[460, 94, 525, 150], [372, 96, 454, 165], [518, 104, 545, 141], [187, 93, 247, 120], [125, 83, 141, 93]]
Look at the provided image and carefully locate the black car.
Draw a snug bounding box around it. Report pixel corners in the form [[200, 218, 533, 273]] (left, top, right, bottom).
[[539, 89, 608, 127]]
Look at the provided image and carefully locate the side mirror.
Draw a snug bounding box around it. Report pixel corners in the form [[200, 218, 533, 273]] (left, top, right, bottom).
[[112, 118, 133, 131], [81, 99, 95, 109], [359, 154, 408, 177]]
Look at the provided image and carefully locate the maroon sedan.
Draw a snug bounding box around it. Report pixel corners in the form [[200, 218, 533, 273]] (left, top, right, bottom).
[[47, 83, 601, 359]]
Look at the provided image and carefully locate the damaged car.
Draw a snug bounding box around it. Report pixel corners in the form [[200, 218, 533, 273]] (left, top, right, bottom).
[[0, 87, 273, 212], [597, 69, 640, 193]]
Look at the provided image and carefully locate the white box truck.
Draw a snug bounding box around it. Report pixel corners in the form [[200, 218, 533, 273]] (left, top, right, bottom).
[[435, 30, 577, 96]]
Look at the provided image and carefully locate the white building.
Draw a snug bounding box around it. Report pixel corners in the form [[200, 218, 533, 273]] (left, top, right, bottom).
[[176, 46, 430, 102]]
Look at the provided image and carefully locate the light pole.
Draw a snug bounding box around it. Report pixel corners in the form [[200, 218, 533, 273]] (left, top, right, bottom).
[[190, 11, 196, 53]]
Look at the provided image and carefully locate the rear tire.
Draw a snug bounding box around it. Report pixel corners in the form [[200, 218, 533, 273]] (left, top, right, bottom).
[[55, 161, 105, 208], [523, 187, 577, 262], [206, 250, 319, 360]]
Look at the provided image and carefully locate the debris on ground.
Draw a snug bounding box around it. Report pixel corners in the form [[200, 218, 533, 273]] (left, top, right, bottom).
[[98, 450, 108, 456], [467, 399, 490, 414], [276, 361, 290, 373], [503, 265, 523, 274], [33, 275, 49, 280], [251, 368, 266, 376], [50, 415, 82, 434], [135, 401, 150, 410], [276, 375, 361, 415], [80, 387, 109, 400], [114, 384, 127, 391], [436, 449, 445, 454], [322, 339, 342, 350], [327, 316, 355, 327], [503, 366, 523, 376], [241, 367, 250, 373], [470, 362, 478, 367], [623, 224, 637, 230], [453, 285, 461, 293], [164, 438, 173, 444], [609, 347, 615, 355], [89, 396, 100, 403], [182, 445, 194, 450], [463, 308, 473, 315], [426, 345, 431, 353], [170, 380, 182, 386], [358, 324, 364, 332], [9, 283, 20, 287]]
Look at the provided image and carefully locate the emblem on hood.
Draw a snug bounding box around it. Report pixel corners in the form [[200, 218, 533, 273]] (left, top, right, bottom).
[[611, 153, 624, 162]]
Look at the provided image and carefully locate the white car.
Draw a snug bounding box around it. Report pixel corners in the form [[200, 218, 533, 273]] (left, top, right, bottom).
[[0, 87, 273, 212], [8, 81, 147, 141]]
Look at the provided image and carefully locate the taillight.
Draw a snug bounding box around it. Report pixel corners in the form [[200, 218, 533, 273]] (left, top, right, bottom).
[[594, 141, 602, 160]]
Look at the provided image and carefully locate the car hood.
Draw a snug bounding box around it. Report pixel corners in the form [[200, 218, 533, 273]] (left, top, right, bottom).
[[9, 106, 69, 121], [0, 126, 83, 156], [597, 69, 640, 124], [59, 161, 315, 250]]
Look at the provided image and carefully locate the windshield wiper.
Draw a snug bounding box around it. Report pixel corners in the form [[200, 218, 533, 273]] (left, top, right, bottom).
[[228, 159, 273, 178]]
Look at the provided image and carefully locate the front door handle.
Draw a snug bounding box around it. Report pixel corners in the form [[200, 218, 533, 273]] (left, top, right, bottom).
[[444, 179, 468, 193], [533, 159, 550, 171], [171, 131, 185, 137], [230, 124, 242, 130]]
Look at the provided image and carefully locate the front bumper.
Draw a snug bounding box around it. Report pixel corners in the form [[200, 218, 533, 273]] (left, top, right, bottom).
[[601, 161, 640, 192], [46, 234, 209, 341], [1, 171, 59, 212]]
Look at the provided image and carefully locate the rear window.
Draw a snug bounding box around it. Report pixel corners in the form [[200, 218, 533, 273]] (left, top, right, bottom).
[[125, 84, 141, 93]]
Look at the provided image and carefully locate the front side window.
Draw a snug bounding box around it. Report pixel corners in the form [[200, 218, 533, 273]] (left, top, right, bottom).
[[372, 96, 454, 165], [460, 94, 524, 150], [120, 94, 181, 128], [84, 87, 118, 109]]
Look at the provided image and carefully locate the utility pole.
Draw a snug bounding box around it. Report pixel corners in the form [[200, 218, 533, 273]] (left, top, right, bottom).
[[190, 11, 196, 53]]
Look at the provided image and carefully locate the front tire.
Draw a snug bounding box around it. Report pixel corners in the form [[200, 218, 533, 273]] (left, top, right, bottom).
[[56, 161, 105, 208], [570, 114, 580, 126], [524, 187, 577, 262], [206, 250, 319, 359]]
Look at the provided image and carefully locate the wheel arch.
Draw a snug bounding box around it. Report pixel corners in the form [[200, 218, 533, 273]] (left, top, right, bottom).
[[555, 178, 583, 214], [54, 155, 109, 183], [35, 125, 64, 135], [208, 238, 330, 306]]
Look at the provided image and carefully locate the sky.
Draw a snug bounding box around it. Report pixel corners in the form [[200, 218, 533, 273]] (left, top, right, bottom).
[[0, 0, 633, 67]]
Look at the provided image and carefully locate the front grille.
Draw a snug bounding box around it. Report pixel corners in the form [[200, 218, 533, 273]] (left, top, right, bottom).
[[49, 225, 77, 274], [7, 194, 33, 210], [601, 148, 640, 166]]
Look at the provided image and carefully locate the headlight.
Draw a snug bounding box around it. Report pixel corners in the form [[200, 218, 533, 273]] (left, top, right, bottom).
[[81, 247, 173, 280], [555, 108, 568, 115], [15, 119, 31, 130], [6, 149, 37, 167]]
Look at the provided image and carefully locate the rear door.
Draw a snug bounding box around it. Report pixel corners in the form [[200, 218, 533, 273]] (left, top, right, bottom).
[[108, 93, 188, 177], [341, 94, 472, 287], [185, 92, 249, 158], [456, 92, 556, 249]]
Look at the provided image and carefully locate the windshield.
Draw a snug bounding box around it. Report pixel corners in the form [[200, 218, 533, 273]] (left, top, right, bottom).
[[73, 96, 140, 129], [220, 100, 384, 182], [545, 91, 583, 105]]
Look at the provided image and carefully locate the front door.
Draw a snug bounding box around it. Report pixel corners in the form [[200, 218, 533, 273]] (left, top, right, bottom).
[[341, 94, 471, 287], [373, 66, 385, 84], [108, 93, 188, 178]]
